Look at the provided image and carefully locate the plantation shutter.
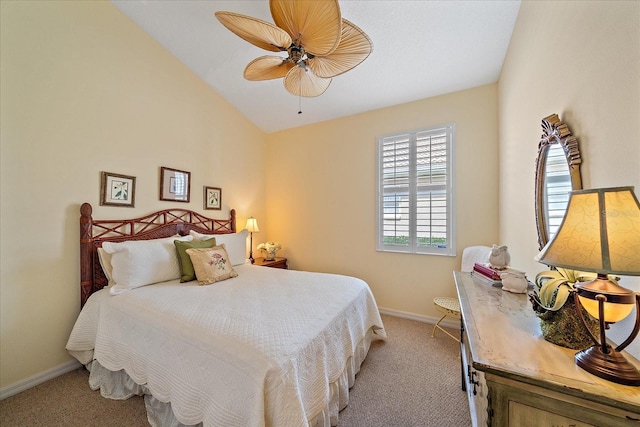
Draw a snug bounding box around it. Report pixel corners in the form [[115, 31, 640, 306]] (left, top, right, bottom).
[[377, 124, 455, 255], [380, 134, 411, 247], [416, 129, 449, 249]]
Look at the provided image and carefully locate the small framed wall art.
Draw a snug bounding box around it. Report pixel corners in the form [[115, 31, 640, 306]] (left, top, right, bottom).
[[204, 186, 222, 210], [100, 171, 136, 207], [160, 166, 191, 202]]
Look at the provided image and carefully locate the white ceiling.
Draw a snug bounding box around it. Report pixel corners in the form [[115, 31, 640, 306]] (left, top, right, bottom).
[[111, 0, 521, 134]]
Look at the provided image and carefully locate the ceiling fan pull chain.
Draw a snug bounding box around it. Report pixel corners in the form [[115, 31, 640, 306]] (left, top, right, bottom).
[[298, 80, 302, 114]]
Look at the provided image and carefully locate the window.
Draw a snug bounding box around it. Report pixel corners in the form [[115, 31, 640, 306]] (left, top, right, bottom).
[[376, 124, 456, 256]]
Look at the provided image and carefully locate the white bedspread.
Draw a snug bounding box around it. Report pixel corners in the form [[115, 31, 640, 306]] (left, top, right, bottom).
[[66, 264, 385, 426]]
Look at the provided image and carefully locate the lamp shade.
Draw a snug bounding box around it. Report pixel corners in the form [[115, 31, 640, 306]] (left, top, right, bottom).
[[245, 217, 260, 233], [535, 187, 640, 276]]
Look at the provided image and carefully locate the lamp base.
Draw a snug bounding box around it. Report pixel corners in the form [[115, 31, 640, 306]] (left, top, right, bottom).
[[575, 345, 640, 386]]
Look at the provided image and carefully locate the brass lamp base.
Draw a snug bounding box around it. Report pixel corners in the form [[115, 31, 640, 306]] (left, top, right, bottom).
[[575, 345, 640, 386]]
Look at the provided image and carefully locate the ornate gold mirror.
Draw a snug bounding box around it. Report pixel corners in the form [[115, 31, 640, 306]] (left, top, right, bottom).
[[535, 114, 583, 250]]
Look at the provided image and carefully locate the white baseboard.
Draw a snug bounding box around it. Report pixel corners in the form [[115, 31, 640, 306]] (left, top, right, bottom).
[[0, 359, 82, 400], [378, 306, 460, 331]]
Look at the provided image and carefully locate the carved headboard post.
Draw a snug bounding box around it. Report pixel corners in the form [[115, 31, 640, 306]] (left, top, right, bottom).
[[80, 203, 94, 307], [230, 209, 236, 234]]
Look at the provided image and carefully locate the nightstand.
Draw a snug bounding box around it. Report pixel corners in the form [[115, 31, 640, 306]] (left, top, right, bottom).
[[253, 257, 288, 269]]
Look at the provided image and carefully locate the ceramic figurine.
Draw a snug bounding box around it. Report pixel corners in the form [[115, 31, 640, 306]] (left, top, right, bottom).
[[489, 244, 511, 269], [500, 271, 528, 294]]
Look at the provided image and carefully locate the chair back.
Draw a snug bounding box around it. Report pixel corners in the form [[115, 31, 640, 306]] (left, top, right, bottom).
[[461, 246, 491, 272]]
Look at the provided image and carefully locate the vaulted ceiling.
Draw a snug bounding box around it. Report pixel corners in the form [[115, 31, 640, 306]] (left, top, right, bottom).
[[112, 0, 521, 133]]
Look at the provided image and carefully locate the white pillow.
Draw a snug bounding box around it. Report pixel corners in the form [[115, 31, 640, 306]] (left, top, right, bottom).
[[189, 229, 248, 266], [97, 248, 114, 286], [102, 235, 193, 295]]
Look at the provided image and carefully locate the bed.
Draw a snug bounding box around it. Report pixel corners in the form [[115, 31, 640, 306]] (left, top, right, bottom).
[[67, 203, 386, 427]]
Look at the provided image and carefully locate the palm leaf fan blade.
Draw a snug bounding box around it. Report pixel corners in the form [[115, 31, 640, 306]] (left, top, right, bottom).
[[284, 66, 331, 97], [244, 56, 294, 81], [270, 0, 341, 56], [308, 19, 373, 78], [215, 11, 292, 52]]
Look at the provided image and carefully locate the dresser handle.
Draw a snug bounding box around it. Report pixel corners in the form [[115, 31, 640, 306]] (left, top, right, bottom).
[[467, 366, 480, 395]]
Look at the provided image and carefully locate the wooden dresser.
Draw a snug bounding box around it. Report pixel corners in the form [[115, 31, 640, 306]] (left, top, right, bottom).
[[454, 271, 640, 427]]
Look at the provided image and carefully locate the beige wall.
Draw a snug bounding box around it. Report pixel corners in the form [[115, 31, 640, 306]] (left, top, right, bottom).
[[498, 0, 640, 355], [265, 84, 500, 318], [0, 1, 267, 388]]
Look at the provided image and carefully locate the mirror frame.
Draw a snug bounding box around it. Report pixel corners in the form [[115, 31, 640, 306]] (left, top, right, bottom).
[[534, 113, 583, 250]]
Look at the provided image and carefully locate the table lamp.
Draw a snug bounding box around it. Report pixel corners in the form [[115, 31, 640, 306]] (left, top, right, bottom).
[[536, 187, 640, 386], [245, 217, 260, 263]]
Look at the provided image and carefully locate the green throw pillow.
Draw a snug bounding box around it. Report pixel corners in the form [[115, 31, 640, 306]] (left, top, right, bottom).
[[174, 238, 217, 282]]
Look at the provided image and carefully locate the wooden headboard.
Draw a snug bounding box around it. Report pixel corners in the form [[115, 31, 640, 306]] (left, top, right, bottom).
[[79, 203, 236, 307]]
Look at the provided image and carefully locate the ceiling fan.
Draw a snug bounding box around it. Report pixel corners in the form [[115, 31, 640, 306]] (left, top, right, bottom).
[[215, 0, 373, 98]]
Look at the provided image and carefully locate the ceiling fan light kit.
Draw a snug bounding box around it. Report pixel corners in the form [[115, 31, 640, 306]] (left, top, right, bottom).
[[215, 0, 373, 98]]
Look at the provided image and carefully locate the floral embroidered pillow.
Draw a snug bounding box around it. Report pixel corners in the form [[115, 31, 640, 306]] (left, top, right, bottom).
[[185, 244, 238, 285]]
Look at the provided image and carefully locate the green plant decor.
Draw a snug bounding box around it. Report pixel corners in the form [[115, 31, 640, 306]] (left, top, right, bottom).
[[529, 268, 611, 350]]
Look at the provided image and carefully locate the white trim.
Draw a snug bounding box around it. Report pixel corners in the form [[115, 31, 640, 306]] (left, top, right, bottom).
[[0, 359, 82, 400], [378, 306, 460, 330]]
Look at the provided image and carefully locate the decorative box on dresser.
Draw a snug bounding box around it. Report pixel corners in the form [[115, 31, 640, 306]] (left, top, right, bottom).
[[454, 271, 640, 427], [253, 257, 288, 269]]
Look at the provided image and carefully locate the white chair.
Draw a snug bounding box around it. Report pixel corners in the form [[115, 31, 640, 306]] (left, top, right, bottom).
[[461, 245, 491, 272], [432, 246, 492, 341]]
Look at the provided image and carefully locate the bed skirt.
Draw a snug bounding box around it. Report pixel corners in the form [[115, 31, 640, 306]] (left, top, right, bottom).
[[86, 327, 378, 427]]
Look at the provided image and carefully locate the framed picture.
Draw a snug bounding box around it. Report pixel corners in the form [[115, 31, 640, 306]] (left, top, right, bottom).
[[204, 186, 222, 210], [160, 166, 191, 202], [100, 172, 136, 207]]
